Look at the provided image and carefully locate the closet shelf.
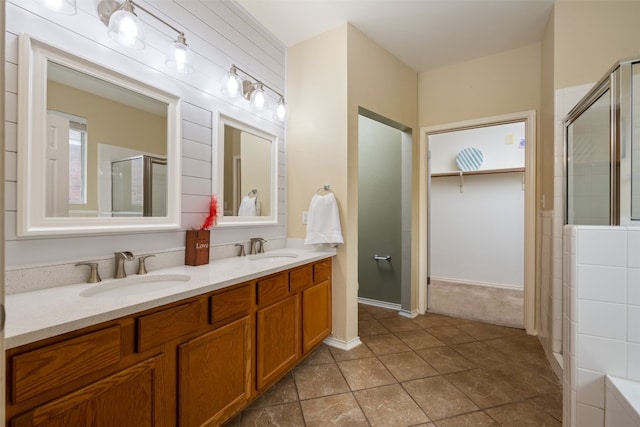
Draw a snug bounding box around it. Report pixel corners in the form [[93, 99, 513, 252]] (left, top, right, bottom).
[[431, 167, 524, 177]]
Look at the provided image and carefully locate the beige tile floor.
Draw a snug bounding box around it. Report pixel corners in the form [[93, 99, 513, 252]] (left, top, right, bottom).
[[225, 304, 562, 426]]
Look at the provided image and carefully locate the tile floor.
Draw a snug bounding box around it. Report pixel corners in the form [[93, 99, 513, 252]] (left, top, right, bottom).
[[225, 304, 562, 426]]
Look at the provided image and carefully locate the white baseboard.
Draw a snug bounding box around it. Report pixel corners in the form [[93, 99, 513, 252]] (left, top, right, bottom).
[[399, 309, 418, 319], [430, 277, 524, 291], [323, 336, 362, 351], [358, 297, 402, 311]]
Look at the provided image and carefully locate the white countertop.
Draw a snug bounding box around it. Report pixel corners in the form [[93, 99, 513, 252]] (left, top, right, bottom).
[[5, 248, 335, 349]]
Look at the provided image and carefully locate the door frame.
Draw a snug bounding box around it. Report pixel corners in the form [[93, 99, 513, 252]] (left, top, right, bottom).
[[418, 110, 536, 334]]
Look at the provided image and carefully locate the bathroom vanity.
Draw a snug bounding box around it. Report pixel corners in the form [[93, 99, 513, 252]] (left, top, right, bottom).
[[4, 252, 332, 426]]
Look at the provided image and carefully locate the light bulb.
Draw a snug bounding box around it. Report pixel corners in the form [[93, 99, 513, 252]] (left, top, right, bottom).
[[108, 5, 145, 49], [275, 98, 286, 121], [223, 69, 243, 98], [166, 35, 193, 74], [250, 83, 267, 111]]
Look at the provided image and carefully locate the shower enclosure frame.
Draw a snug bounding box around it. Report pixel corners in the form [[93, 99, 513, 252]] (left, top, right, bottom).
[[111, 155, 167, 217], [563, 57, 638, 226]]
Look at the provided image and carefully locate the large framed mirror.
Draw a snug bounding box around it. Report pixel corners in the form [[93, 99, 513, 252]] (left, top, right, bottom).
[[17, 34, 181, 236], [216, 114, 278, 226]]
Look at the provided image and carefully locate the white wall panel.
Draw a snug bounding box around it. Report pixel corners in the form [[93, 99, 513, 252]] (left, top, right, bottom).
[[5, 0, 287, 269], [5, 122, 16, 152]]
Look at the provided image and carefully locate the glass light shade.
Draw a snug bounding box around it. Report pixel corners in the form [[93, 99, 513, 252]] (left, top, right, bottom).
[[108, 8, 145, 49], [275, 98, 287, 121], [38, 0, 76, 15], [166, 38, 193, 74], [250, 84, 268, 111], [223, 70, 243, 98]]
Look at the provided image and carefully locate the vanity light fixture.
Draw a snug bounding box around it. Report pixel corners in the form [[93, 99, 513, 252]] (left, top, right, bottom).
[[222, 64, 287, 121], [97, 0, 193, 74], [36, 0, 77, 15]]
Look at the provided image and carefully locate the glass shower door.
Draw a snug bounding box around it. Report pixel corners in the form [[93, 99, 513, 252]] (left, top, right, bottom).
[[566, 89, 612, 225]]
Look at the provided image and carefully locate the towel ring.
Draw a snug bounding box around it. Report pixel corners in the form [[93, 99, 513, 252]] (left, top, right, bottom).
[[316, 185, 332, 195], [247, 189, 257, 196]]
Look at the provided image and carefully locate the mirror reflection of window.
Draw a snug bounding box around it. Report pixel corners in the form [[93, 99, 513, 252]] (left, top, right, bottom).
[[68, 123, 87, 206]]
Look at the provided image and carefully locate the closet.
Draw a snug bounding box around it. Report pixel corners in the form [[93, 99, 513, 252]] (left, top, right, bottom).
[[428, 121, 526, 327]]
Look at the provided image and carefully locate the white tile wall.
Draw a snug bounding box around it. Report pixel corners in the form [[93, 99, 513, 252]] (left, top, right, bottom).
[[578, 300, 626, 340], [628, 306, 640, 343], [628, 343, 640, 381], [630, 269, 640, 305], [565, 225, 640, 427], [578, 368, 606, 407], [577, 403, 605, 427], [577, 265, 627, 303], [577, 229, 627, 267]]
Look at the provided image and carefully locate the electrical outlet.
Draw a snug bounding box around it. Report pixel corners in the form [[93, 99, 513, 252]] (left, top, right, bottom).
[[302, 211, 308, 224]]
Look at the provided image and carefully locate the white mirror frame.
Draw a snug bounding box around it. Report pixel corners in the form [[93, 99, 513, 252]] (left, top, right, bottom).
[[17, 34, 182, 236], [215, 114, 278, 227]]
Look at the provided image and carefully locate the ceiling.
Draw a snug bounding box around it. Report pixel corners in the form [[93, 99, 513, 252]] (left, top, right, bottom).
[[235, 0, 555, 73]]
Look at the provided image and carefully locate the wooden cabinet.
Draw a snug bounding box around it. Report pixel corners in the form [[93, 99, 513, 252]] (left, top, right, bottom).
[[6, 257, 332, 427], [256, 295, 300, 390], [302, 279, 332, 354], [11, 355, 165, 427], [178, 316, 251, 427]]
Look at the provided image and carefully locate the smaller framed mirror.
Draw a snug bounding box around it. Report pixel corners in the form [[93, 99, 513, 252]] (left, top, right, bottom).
[[216, 114, 278, 226], [17, 34, 181, 236]]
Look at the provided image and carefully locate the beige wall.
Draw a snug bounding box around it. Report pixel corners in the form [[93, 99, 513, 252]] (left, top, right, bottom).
[[287, 24, 417, 344], [287, 25, 350, 341], [554, 0, 640, 90], [418, 43, 541, 127], [540, 9, 555, 211], [538, 7, 555, 351], [346, 25, 419, 314]]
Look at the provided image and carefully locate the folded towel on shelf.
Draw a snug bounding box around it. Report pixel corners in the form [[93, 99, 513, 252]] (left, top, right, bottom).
[[304, 192, 344, 246], [238, 196, 258, 216]]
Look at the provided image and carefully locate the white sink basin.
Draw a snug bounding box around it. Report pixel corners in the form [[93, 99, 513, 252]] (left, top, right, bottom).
[[80, 274, 191, 298], [248, 253, 299, 262]]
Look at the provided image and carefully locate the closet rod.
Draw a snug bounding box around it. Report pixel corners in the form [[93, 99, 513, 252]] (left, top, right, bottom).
[[431, 167, 524, 178]]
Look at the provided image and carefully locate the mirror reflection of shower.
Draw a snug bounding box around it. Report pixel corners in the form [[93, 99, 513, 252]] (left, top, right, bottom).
[[111, 155, 167, 217]]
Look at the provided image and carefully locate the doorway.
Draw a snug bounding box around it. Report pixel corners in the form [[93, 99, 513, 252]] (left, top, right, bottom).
[[357, 110, 413, 316], [418, 111, 536, 334]]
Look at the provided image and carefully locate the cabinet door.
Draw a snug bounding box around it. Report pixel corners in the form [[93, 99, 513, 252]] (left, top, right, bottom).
[[256, 295, 300, 390], [178, 316, 251, 427], [302, 280, 332, 354], [11, 355, 165, 427]]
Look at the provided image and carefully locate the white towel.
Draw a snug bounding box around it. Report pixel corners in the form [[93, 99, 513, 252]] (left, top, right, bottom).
[[304, 193, 344, 246], [238, 196, 257, 216]]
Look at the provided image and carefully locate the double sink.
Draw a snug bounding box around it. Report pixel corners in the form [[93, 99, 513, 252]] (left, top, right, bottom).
[[80, 253, 300, 299]]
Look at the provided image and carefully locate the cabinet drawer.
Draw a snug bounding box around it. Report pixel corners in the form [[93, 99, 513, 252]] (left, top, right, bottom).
[[313, 259, 331, 283], [256, 273, 289, 306], [137, 301, 201, 352], [210, 284, 252, 327], [289, 265, 312, 293], [11, 326, 121, 404]]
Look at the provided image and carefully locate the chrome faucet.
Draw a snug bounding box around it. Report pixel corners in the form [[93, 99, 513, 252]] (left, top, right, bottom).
[[249, 238, 267, 255], [235, 243, 246, 257], [137, 255, 155, 275], [114, 251, 135, 279], [76, 262, 102, 283]]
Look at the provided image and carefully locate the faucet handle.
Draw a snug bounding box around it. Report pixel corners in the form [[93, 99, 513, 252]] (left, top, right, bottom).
[[137, 255, 155, 275], [257, 238, 267, 253], [76, 262, 102, 283], [235, 243, 246, 257]]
